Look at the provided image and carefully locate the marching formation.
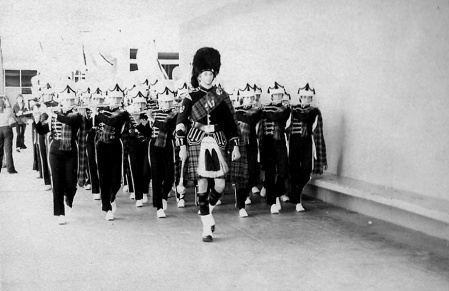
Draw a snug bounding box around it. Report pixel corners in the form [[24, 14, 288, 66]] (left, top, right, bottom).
[[28, 47, 327, 242]]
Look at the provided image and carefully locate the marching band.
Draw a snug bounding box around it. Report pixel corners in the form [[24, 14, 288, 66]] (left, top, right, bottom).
[[26, 47, 327, 242]]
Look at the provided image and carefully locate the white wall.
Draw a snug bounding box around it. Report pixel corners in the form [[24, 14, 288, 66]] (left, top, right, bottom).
[[179, 0, 449, 201]]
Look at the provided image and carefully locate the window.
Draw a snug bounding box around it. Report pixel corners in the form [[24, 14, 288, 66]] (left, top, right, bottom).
[[5, 70, 20, 87], [130, 49, 138, 60], [4, 70, 37, 96], [22, 88, 32, 94], [130, 63, 138, 71], [21, 70, 37, 87], [72, 70, 86, 83]]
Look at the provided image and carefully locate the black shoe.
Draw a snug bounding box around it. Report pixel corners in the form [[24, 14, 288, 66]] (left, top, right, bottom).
[[8, 170, 18, 174], [202, 235, 213, 242], [21, 145, 27, 149]]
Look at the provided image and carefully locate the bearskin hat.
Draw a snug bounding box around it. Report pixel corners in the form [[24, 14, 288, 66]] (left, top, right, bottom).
[[191, 47, 221, 88]]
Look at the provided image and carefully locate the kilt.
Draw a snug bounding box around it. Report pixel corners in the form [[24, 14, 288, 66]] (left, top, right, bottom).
[[227, 142, 249, 188], [185, 133, 228, 181]]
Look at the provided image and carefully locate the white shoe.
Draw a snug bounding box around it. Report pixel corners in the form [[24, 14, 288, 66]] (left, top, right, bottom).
[[260, 187, 266, 197], [251, 186, 260, 195], [270, 204, 279, 214], [129, 192, 135, 200], [201, 215, 213, 242], [58, 215, 66, 225], [162, 199, 167, 210], [296, 203, 305, 212], [215, 199, 222, 206], [93, 193, 101, 200], [280, 194, 290, 202], [136, 200, 143, 207], [105, 211, 114, 221], [245, 197, 252, 205], [276, 197, 282, 211], [239, 208, 248, 218], [157, 209, 166, 218], [44, 185, 52, 191], [111, 201, 117, 214], [84, 184, 92, 190], [177, 198, 185, 208], [123, 185, 129, 193], [142, 194, 148, 203]]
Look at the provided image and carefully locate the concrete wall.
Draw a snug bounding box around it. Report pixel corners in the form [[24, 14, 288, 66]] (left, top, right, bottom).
[[179, 0, 449, 201]]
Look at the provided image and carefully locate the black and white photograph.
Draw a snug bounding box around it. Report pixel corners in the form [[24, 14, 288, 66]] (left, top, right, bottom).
[[1, 0, 448, 290]]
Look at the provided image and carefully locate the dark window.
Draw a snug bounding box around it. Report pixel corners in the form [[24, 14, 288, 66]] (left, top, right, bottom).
[[22, 88, 32, 94], [130, 63, 138, 71], [5, 70, 20, 87], [21, 70, 37, 87], [158, 52, 179, 60], [130, 49, 138, 59]]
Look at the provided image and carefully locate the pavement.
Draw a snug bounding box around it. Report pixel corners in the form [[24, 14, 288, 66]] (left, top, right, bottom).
[[1, 126, 449, 291]]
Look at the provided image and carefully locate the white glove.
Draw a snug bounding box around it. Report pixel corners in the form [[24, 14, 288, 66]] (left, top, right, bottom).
[[179, 145, 187, 161]]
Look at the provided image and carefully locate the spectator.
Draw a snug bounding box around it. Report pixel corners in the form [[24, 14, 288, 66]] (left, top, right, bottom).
[[0, 97, 18, 174], [13, 94, 29, 151]]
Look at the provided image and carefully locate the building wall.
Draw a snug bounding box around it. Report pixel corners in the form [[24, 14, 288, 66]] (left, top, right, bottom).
[[179, 0, 449, 201]]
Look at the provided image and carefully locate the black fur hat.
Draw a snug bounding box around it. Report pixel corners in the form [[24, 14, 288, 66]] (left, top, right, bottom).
[[191, 47, 221, 88]]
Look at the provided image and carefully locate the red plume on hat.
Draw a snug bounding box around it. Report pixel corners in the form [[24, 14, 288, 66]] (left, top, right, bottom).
[[191, 47, 221, 88]]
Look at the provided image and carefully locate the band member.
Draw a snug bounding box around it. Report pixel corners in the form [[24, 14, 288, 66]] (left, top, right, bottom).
[[176, 47, 241, 242], [253, 84, 262, 108], [123, 90, 152, 207], [229, 84, 263, 216], [147, 79, 160, 110], [38, 85, 59, 191], [149, 84, 177, 218], [77, 89, 91, 191], [258, 82, 291, 214], [34, 85, 83, 225], [288, 84, 327, 211], [28, 96, 42, 177], [92, 84, 129, 221], [84, 88, 104, 200], [173, 80, 190, 208]]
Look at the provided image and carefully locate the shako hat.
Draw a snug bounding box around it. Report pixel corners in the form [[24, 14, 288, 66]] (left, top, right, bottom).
[[297, 83, 315, 97], [59, 85, 77, 100], [238, 83, 255, 98], [253, 84, 262, 95], [267, 82, 285, 95], [157, 87, 175, 102]]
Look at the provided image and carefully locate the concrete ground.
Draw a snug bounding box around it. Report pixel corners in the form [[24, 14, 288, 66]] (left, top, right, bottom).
[[1, 127, 449, 291]]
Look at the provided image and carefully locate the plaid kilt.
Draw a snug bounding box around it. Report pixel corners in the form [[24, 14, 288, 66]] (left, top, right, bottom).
[[185, 133, 228, 181], [227, 141, 248, 188]]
